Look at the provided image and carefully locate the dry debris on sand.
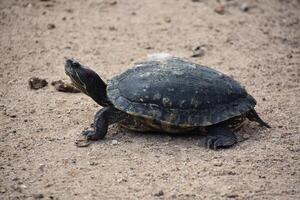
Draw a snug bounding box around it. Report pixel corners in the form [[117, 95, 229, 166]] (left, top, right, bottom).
[[0, 0, 299, 199]]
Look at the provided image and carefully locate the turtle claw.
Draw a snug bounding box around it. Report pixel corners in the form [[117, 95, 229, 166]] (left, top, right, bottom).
[[198, 125, 237, 150], [81, 130, 104, 140], [198, 135, 236, 150], [81, 130, 92, 136]]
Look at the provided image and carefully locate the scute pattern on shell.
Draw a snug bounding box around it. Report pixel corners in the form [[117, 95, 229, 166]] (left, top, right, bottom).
[[107, 57, 256, 126]]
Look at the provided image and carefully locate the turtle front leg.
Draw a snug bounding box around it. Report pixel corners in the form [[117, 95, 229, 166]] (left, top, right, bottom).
[[198, 125, 237, 150], [82, 107, 127, 140]]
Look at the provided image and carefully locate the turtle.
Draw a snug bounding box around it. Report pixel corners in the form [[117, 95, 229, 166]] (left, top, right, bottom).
[[64, 54, 270, 149]]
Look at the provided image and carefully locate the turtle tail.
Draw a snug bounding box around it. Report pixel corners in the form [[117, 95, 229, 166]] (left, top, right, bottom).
[[246, 109, 271, 128]]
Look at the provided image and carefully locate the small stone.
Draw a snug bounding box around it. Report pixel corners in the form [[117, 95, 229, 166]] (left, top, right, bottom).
[[47, 23, 56, 29], [164, 17, 171, 23], [111, 140, 119, 145], [29, 77, 48, 90], [213, 162, 223, 167], [75, 136, 91, 148], [109, 1, 117, 6], [65, 9, 73, 13], [154, 190, 164, 197], [12, 185, 22, 192], [0, 187, 6, 193], [214, 5, 225, 15], [89, 161, 98, 166], [117, 178, 127, 183], [38, 164, 45, 172], [12, 177, 19, 181], [33, 193, 44, 199], [109, 26, 117, 31], [145, 46, 153, 50], [20, 184, 27, 189], [191, 45, 205, 57], [240, 3, 250, 12], [225, 193, 239, 198]]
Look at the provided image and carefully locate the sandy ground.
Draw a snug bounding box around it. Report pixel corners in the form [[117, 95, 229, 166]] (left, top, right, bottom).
[[0, 0, 299, 199]]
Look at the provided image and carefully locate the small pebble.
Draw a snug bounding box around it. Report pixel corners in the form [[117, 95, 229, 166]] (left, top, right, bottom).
[[109, 1, 117, 6], [38, 164, 45, 172], [26, 3, 32, 8], [225, 193, 239, 198], [0, 187, 6, 193], [214, 5, 225, 15], [164, 17, 172, 23], [154, 190, 164, 197], [240, 3, 250, 12], [89, 161, 98, 166], [191, 45, 205, 57], [213, 162, 223, 167], [75, 137, 91, 148], [12, 177, 19, 181], [33, 193, 44, 199], [111, 140, 119, 145], [65, 9, 73, 13], [109, 26, 117, 31], [47, 23, 56, 30]]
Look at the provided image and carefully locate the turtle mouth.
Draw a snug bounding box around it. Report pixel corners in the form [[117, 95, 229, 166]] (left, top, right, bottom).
[[64, 58, 88, 94]]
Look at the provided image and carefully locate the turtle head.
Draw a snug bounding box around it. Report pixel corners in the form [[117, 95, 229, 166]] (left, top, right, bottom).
[[65, 58, 111, 106]]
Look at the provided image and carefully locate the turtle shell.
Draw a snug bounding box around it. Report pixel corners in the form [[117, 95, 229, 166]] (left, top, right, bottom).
[[107, 57, 256, 127]]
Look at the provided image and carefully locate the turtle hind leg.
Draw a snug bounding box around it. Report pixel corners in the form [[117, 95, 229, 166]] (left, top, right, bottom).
[[198, 125, 237, 150], [246, 109, 271, 128], [82, 106, 128, 140]]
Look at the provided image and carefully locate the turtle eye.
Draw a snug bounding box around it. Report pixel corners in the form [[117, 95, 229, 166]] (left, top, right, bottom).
[[72, 61, 80, 68], [66, 59, 81, 68]]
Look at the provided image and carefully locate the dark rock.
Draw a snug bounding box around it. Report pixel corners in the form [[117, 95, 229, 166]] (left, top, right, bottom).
[[29, 77, 48, 90], [33, 193, 44, 199], [109, 1, 118, 6], [51, 80, 81, 93], [47, 23, 56, 29], [154, 190, 164, 197]]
